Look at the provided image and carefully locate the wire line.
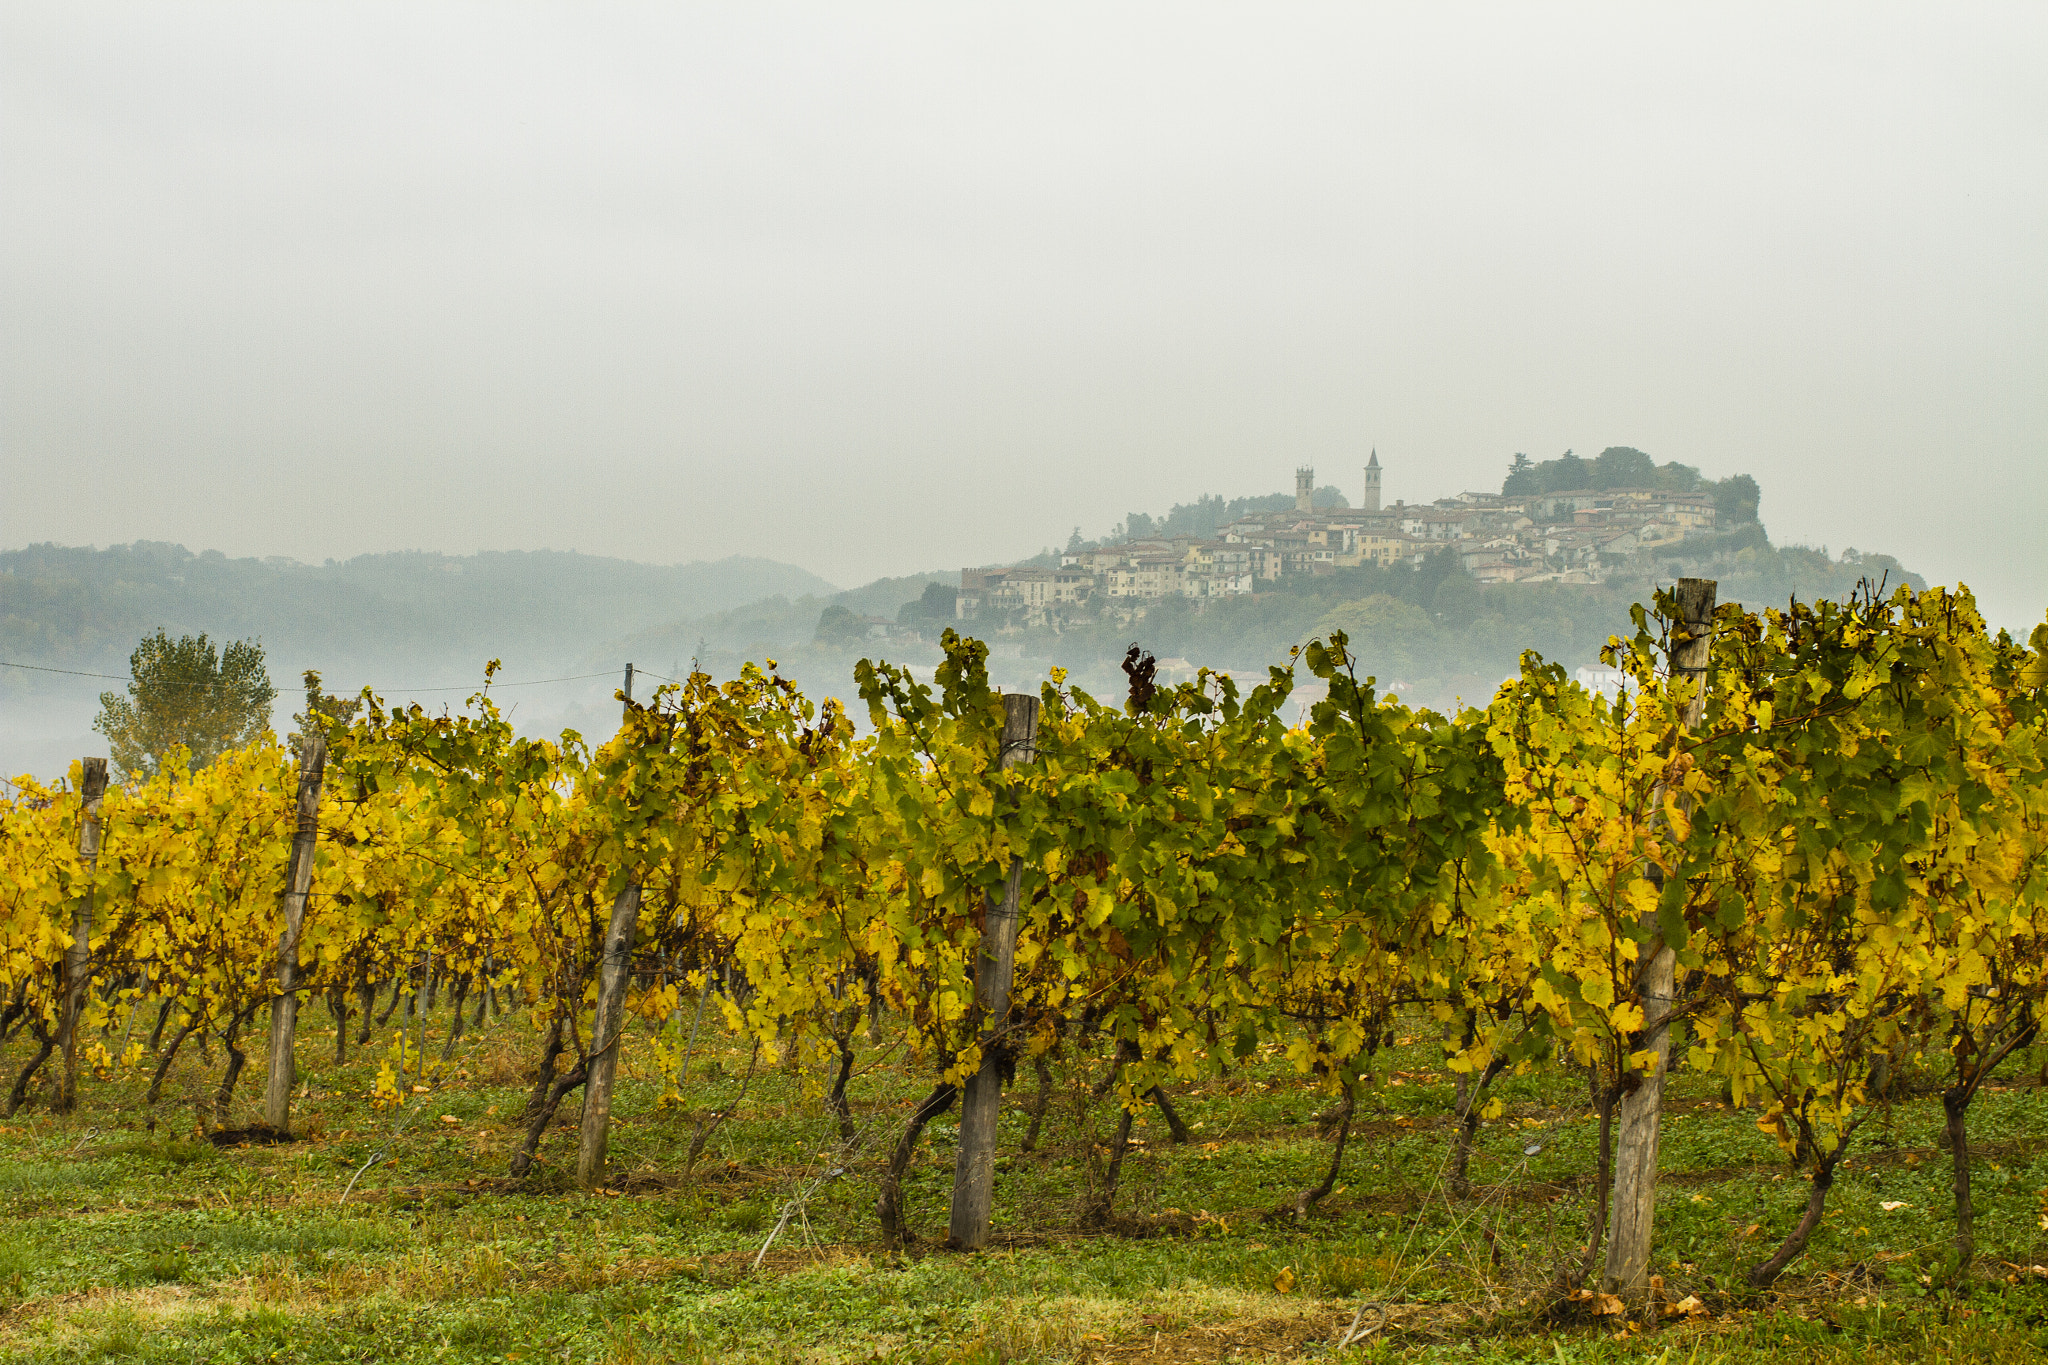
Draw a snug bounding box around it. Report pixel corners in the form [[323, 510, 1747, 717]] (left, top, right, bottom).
[[377, 671, 619, 693], [0, 661, 140, 683], [0, 659, 619, 694]]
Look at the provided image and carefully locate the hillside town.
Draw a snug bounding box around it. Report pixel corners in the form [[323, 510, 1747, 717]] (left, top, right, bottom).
[[957, 453, 1720, 624]]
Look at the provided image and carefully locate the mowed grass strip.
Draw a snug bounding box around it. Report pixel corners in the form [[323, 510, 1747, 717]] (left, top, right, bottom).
[[3, 1008, 2048, 1362]]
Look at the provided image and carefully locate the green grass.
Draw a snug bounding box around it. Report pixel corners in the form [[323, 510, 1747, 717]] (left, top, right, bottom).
[[3, 1005, 2048, 1362]]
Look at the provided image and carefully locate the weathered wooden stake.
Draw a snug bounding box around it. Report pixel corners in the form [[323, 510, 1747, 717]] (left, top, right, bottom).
[[576, 881, 643, 1188], [263, 736, 327, 1132], [1603, 577, 1716, 1295], [577, 668, 647, 1188], [948, 692, 1041, 1250], [54, 758, 109, 1113]]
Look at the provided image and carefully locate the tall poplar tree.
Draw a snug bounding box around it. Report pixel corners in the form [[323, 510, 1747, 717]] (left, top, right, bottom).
[[94, 629, 277, 778]]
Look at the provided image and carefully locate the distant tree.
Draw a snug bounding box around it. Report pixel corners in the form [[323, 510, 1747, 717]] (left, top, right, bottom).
[[1654, 460, 1702, 492], [1433, 573, 1482, 630], [1410, 546, 1464, 601], [1845, 549, 1910, 590], [1590, 446, 1656, 489], [1502, 453, 1538, 496], [1541, 450, 1589, 493], [1430, 572, 1484, 629], [1712, 473, 1762, 527], [1067, 527, 1084, 551], [1109, 486, 1351, 545], [897, 582, 958, 626], [95, 629, 277, 779], [1161, 495, 1230, 538], [814, 603, 868, 648], [1315, 594, 1437, 680]]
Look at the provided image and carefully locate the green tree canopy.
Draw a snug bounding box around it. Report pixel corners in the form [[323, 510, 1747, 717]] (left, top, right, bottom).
[[1500, 448, 1734, 504], [1543, 450, 1590, 492], [1503, 453, 1538, 495], [815, 603, 868, 648], [1714, 473, 1762, 526], [1654, 460, 1702, 492], [898, 581, 959, 625], [1313, 594, 1436, 681], [1591, 446, 1656, 489], [94, 629, 277, 779], [1430, 572, 1485, 629]]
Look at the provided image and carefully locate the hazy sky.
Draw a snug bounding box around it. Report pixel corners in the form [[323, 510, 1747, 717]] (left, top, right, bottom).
[[4, 4, 2043, 628]]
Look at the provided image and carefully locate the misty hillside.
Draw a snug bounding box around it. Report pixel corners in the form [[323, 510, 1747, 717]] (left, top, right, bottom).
[[607, 570, 955, 671], [0, 542, 839, 690], [0, 543, 961, 781], [591, 471, 1940, 733], [0, 487, 1944, 779]]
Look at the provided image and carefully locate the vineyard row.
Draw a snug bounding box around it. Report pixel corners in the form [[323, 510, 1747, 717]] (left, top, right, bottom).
[[3, 579, 2045, 1310]]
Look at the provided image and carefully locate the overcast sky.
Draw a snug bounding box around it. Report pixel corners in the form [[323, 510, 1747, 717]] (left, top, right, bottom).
[[4, 4, 2043, 628]]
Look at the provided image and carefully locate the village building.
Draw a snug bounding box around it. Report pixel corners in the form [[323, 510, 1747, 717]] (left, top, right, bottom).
[[956, 454, 1718, 622]]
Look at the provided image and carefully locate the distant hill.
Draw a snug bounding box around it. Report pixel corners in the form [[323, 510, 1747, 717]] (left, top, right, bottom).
[[603, 571, 954, 673], [0, 542, 957, 780], [0, 542, 838, 696]]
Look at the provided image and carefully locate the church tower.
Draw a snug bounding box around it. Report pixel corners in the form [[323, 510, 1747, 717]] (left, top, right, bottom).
[[1363, 448, 1382, 513], [1295, 466, 1314, 512]]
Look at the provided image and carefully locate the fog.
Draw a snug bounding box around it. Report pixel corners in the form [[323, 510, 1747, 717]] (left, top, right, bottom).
[[4, 4, 2044, 630]]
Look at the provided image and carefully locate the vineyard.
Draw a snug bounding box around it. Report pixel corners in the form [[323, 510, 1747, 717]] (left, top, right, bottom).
[[4, 579, 2048, 1363]]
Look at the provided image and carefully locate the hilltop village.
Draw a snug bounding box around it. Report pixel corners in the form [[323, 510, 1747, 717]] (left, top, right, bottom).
[[957, 453, 1720, 626]]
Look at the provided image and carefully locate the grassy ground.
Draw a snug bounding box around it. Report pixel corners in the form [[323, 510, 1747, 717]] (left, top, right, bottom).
[[4, 1000, 2048, 1363]]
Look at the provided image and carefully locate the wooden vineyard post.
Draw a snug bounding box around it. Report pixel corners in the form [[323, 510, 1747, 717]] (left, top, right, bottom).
[[576, 664, 646, 1188], [1603, 577, 1716, 1296], [264, 735, 327, 1132], [948, 692, 1041, 1250], [54, 757, 109, 1113], [576, 881, 643, 1188]]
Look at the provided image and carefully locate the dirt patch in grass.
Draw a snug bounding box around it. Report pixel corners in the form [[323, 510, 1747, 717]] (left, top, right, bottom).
[[1076, 1301, 1341, 1363], [0, 1282, 248, 1349]]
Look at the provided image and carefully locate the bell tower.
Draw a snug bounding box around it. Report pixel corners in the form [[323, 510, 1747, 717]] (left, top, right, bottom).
[[1364, 448, 1381, 513], [1295, 466, 1314, 512]]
